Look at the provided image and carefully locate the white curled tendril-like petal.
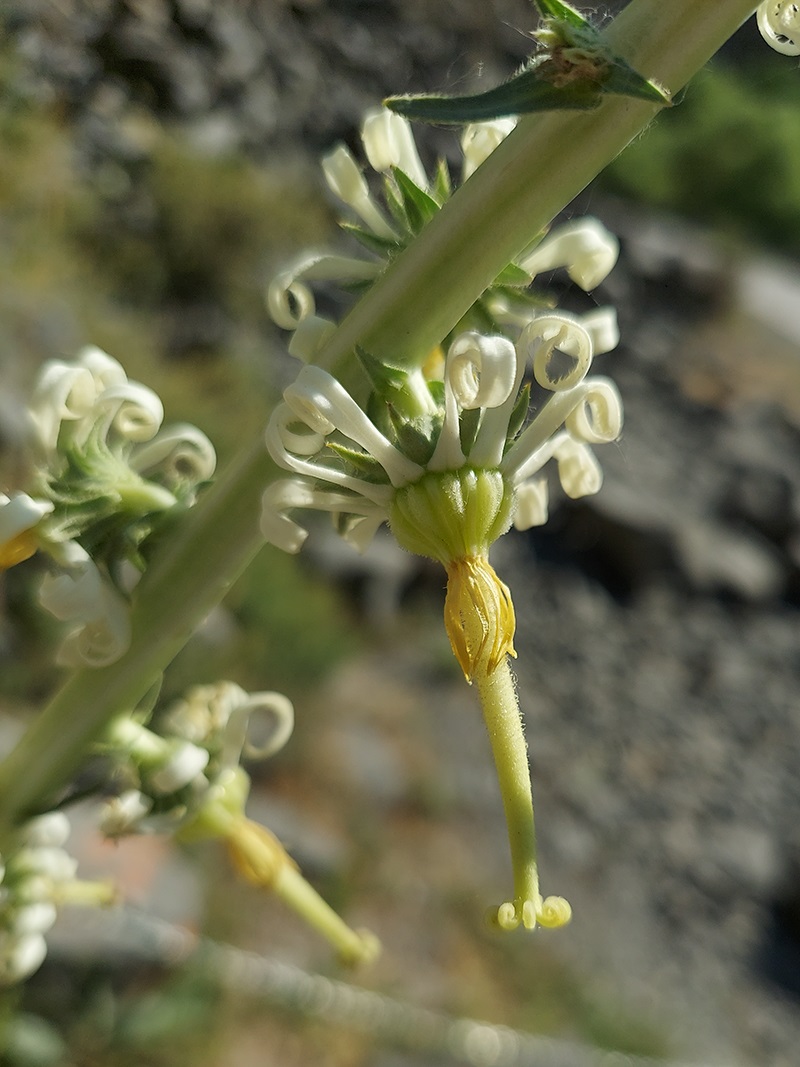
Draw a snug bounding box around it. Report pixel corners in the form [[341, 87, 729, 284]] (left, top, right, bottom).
[[131, 424, 217, 488], [260, 478, 386, 554], [554, 436, 604, 498], [148, 741, 210, 795], [361, 108, 428, 190], [513, 478, 550, 530], [564, 376, 623, 444], [29, 361, 97, 453], [522, 313, 594, 393], [579, 306, 620, 356], [758, 1, 800, 54], [94, 382, 165, 445], [519, 218, 620, 290], [500, 377, 621, 483], [322, 144, 397, 238], [288, 315, 337, 362], [76, 346, 127, 391], [430, 332, 518, 472], [224, 691, 295, 765], [285, 365, 423, 488], [267, 255, 379, 331], [461, 118, 517, 180]]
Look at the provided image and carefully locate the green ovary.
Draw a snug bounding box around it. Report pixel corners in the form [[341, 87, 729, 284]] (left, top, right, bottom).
[[389, 467, 514, 565]]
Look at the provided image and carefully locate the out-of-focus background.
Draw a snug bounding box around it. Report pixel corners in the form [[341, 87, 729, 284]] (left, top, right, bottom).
[[3, 2, 800, 1065]]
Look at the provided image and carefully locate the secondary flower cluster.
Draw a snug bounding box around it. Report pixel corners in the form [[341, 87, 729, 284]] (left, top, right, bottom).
[[0, 346, 216, 667], [97, 681, 378, 964], [0, 813, 113, 985]]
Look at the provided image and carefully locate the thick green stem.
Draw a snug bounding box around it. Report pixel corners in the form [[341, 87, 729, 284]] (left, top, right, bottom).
[[0, 0, 757, 840]]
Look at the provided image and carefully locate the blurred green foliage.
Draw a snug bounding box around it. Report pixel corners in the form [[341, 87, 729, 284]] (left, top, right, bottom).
[[604, 59, 800, 254]]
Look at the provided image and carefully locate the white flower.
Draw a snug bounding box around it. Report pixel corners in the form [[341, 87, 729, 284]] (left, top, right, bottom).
[[361, 107, 428, 188], [757, 1, 800, 54], [262, 312, 622, 557], [38, 542, 132, 668]]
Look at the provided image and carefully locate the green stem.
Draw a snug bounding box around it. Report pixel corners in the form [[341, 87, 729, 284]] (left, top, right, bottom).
[[473, 656, 540, 913], [0, 0, 757, 841]]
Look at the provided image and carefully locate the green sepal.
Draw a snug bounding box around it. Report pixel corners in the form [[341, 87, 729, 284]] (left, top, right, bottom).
[[459, 407, 482, 455], [431, 158, 452, 204], [340, 222, 400, 256], [325, 442, 391, 484], [388, 410, 439, 467], [391, 167, 440, 231], [355, 345, 409, 396], [506, 382, 532, 446], [603, 61, 671, 106]]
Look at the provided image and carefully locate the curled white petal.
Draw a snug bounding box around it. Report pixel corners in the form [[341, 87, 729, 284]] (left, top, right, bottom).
[[54, 585, 132, 669], [428, 332, 517, 472], [501, 378, 619, 483], [758, 1, 800, 53], [283, 365, 423, 488], [0, 492, 53, 545], [513, 478, 550, 530], [149, 741, 210, 795], [521, 314, 594, 392], [0, 933, 48, 985], [461, 118, 517, 180], [519, 218, 619, 290], [260, 478, 385, 553], [288, 315, 337, 362], [95, 382, 164, 443], [270, 404, 329, 457], [224, 691, 295, 765], [322, 144, 396, 238], [39, 546, 104, 622], [267, 255, 378, 331], [22, 812, 71, 849], [30, 361, 96, 452], [565, 376, 623, 444], [362, 108, 428, 189], [338, 512, 385, 553], [76, 346, 127, 390], [268, 271, 316, 330], [131, 424, 217, 487], [580, 306, 619, 356], [554, 437, 603, 498], [446, 332, 517, 411]]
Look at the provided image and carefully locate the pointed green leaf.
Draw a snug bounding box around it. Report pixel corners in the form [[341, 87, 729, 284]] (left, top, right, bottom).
[[459, 407, 482, 455], [388, 411, 439, 467], [506, 382, 532, 445], [382, 174, 412, 230], [385, 64, 601, 125], [494, 261, 533, 287], [604, 61, 672, 105]]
